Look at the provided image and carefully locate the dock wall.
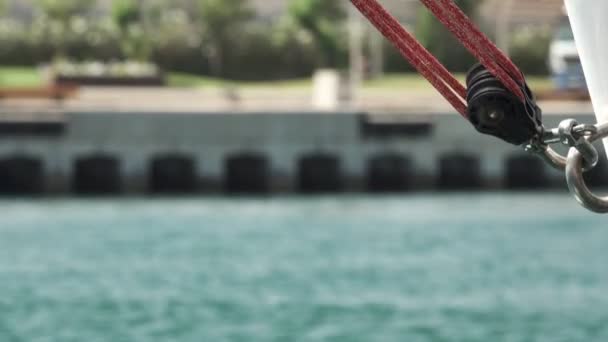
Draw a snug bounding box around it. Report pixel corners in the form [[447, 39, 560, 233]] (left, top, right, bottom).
[[0, 110, 605, 195]]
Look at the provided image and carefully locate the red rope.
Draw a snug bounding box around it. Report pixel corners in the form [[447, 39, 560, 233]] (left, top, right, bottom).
[[351, 0, 467, 116], [349, 0, 527, 114], [419, 0, 525, 100]]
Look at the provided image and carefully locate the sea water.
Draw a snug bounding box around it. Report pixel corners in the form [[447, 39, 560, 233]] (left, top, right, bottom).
[[0, 194, 607, 342]]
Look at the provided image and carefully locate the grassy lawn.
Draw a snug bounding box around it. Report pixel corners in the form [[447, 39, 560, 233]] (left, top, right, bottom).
[[167, 72, 312, 89], [168, 72, 447, 90], [364, 73, 553, 92], [0, 67, 44, 87], [0, 66, 553, 92], [169, 71, 553, 92]]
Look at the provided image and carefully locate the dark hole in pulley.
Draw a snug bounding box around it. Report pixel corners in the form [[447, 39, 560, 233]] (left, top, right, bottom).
[[466, 63, 542, 146]]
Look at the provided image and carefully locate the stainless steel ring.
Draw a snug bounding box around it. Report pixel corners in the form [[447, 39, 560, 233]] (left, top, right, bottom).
[[565, 122, 608, 214], [558, 119, 599, 171], [539, 145, 567, 171], [538, 143, 597, 173], [573, 123, 599, 137]]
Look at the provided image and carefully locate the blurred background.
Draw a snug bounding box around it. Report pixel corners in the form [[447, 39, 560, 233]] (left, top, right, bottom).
[[1, 0, 608, 341], [0, 0, 588, 98]]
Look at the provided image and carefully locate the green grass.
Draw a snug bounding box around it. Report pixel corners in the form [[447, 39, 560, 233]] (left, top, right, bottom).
[[167, 73, 227, 88], [524, 76, 554, 92], [363, 73, 553, 92], [169, 71, 553, 92], [167, 72, 312, 89], [0, 67, 44, 87], [364, 73, 447, 89], [0, 66, 553, 92], [168, 72, 445, 90]]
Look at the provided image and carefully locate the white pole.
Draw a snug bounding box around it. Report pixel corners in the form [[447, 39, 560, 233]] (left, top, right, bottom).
[[564, 0, 608, 154]]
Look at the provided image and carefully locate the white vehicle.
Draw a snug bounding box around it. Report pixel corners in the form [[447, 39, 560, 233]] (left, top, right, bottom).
[[548, 16, 586, 91]]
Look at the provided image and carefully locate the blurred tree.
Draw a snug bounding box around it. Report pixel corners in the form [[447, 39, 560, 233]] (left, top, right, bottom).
[[111, 0, 155, 61], [37, 0, 95, 59], [112, 0, 141, 30], [37, 0, 94, 23], [287, 0, 345, 68], [509, 27, 551, 75], [197, 0, 253, 78], [416, 0, 481, 72]]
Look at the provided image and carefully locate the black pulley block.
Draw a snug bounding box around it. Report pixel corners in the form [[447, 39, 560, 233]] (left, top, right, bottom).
[[466, 63, 543, 145]]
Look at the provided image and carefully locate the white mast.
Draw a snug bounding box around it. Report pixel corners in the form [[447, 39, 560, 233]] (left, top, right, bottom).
[[564, 0, 608, 154]]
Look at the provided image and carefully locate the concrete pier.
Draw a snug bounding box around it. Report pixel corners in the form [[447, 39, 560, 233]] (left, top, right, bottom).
[[0, 106, 601, 195]]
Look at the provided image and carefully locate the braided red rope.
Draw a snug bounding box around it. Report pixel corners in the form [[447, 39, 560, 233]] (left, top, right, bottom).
[[350, 0, 527, 115], [351, 0, 467, 116], [419, 0, 525, 100]]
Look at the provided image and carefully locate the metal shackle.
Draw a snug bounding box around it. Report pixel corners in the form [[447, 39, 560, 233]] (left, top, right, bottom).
[[565, 122, 608, 214]]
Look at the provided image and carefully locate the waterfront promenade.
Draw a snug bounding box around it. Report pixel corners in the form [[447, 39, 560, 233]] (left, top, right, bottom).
[[0, 86, 594, 115], [0, 86, 602, 195]]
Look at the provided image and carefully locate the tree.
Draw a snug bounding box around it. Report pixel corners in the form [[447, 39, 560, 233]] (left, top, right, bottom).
[[111, 0, 155, 61], [38, 0, 94, 23], [112, 0, 141, 31], [197, 0, 253, 78], [37, 0, 95, 58], [287, 0, 345, 68], [416, 0, 481, 72]]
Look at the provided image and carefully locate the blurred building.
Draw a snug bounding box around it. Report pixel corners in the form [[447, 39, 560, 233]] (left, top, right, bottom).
[[480, 0, 565, 31]]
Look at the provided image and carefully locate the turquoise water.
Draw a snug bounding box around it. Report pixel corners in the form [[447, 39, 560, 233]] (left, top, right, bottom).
[[0, 194, 607, 342]]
